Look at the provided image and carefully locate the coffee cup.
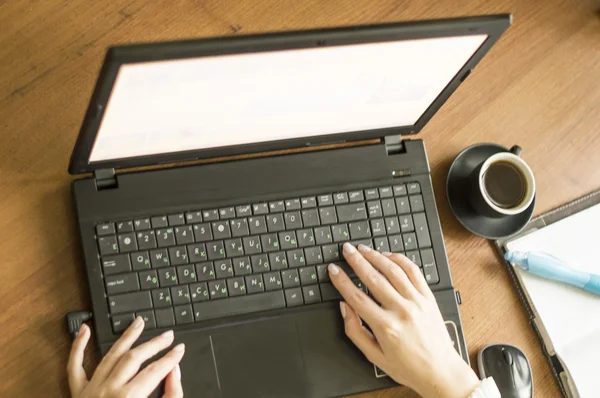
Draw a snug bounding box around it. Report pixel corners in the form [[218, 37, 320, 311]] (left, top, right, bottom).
[[468, 145, 535, 218]]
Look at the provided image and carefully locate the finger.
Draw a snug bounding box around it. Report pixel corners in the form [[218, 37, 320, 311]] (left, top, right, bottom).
[[340, 302, 385, 366], [94, 316, 145, 382], [383, 252, 433, 298], [342, 243, 406, 308], [109, 330, 175, 385], [68, 324, 91, 396], [357, 246, 420, 300], [163, 364, 183, 398], [328, 262, 387, 327], [127, 343, 185, 396]]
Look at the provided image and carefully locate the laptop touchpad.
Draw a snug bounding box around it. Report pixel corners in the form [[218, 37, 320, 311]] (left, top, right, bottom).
[[212, 317, 308, 398]]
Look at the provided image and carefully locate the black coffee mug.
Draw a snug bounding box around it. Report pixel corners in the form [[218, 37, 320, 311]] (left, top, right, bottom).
[[468, 145, 536, 218]]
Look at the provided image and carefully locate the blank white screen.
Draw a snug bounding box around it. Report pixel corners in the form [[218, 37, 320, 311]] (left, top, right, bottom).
[[89, 34, 487, 162]]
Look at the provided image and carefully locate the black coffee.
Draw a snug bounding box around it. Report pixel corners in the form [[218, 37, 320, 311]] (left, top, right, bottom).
[[483, 161, 526, 209]]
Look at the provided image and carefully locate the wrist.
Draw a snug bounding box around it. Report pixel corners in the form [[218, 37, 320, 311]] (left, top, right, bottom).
[[417, 353, 480, 398]]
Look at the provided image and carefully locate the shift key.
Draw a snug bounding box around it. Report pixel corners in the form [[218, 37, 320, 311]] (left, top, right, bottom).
[[337, 203, 367, 222], [108, 291, 152, 314]]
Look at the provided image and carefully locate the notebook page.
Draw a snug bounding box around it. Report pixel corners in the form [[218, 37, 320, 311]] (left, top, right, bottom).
[[506, 203, 600, 397]]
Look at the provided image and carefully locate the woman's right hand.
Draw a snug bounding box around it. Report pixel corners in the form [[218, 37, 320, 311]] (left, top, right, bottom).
[[67, 316, 185, 398]]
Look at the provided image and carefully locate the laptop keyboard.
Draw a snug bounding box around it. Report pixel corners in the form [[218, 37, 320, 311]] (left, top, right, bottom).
[[95, 182, 440, 333]]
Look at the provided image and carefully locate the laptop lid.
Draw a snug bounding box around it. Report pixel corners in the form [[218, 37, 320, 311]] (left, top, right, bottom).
[[69, 15, 511, 174]]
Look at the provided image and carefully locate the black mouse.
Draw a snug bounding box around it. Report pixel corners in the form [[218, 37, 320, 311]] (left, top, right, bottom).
[[478, 344, 533, 398]]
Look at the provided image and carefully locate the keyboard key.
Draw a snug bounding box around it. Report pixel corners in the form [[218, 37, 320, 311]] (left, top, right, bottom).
[[374, 237, 390, 252], [150, 248, 170, 268], [171, 285, 191, 305], [284, 211, 303, 229], [188, 243, 207, 262], [208, 280, 228, 299], [304, 247, 323, 265], [214, 259, 234, 279], [349, 221, 371, 239], [196, 262, 216, 281], [207, 241, 225, 260], [301, 196, 316, 208], [264, 271, 282, 291], [318, 194, 333, 206], [370, 219, 385, 236], [136, 231, 157, 250], [269, 201, 285, 213], [379, 187, 393, 198], [297, 229, 315, 247], [267, 214, 285, 232], [105, 273, 140, 295], [116, 220, 134, 233], [337, 203, 367, 222], [320, 283, 342, 301], [393, 184, 407, 196], [190, 282, 209, 302], [406, 250, 421, 266], [248, 216, 267, 235], [156, 228, 175, 247], [108, 291, 152, 314], [219, 207, 235, 219], [193, 223, 213, 242], [134, 218, 151, 231], [252, 203, 268, 215], [139, 270, 159, 290], [279, 231, 298, 250], [158, 268, 178, 287], [246, 274, 265, 294], [203, 209, 219, 221], [364, 188, 379, 200], [285, 288, 304, 307], [243, 236, 262, 254], [118, 233, 138, 253], [102, 254, 131, 275], [367, 201, 382, 218], [301, 209, 320, 227], [227, 277, 246, 296], [269, 251, 288, 270], [316, 264, 329, 282], [185, 211, 202, 224], [348, 191, 364, 202], [230, 218, 250, 237], [385, 216, 400, 234], [99, 236, 119, 255], [233, 257, 252, 276], [168, 213, 185, 226], [399, 215, 414, 232], [281, 269, 300, 288], [381, 199, 396, 216], [403, 233, 418, 251], [151, 216, 168, 228], [155, 307, 175, 328], [407, 182, 421, 194], [314, 226, 332, 244], [136, 310, 156, 329], [175, 226, 194, 245], [318, 207, 337, 224], [224, 238, 244, 257], [322, 244, 341, 263], [261, 234, 280, 252], [168, 246, 189, 265], [423, 262, 439, 285], [193, 291, 285, 321], [177, 264, 197, 283], [212, 221, 231, 239], [236, 205, 252, 217], [388, 235, 404, 252], [285, 198, 301, 210], [410, 195, 425, 212], [96, 223, 115, 236], [302, 285, 321, 304], [420, 248, 435, 268], [395, 197, 411, 214], [349, 239, 373, 249], [331, 224, 350, 242], [299, 266, 318, 285], [112, 313, 135, 333], [287, 249, 306, 268]]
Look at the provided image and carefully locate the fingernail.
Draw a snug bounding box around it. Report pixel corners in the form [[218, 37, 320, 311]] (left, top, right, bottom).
[[357, 244, 371, 252], [161, 330, 174, 339], [132, 316, 144, 328], [382, 251, 393, 257], [328, 263, 339, 275], [339, 302, 347, 319], [78, 324, 88, 337], [343, 242, 356, 254], [173, 343, 185, 352], [174, 364, 181, 380]]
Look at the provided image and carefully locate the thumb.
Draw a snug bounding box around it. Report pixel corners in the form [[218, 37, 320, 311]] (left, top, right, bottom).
[[67, 324, 90, 396], [162, 364, 183, 398]]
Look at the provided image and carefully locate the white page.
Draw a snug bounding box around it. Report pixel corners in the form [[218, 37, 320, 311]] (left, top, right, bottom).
[[506, 204, 600, 397]]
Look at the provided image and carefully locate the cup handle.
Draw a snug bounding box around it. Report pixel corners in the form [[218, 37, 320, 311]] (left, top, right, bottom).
[[510, 145, 523, 157]]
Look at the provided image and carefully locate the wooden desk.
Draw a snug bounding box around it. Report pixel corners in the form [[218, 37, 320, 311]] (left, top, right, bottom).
[[2, 0, 599, 396]]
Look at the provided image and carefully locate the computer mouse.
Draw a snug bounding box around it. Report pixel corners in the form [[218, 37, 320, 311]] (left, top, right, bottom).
[[478, 344, 533, 398]]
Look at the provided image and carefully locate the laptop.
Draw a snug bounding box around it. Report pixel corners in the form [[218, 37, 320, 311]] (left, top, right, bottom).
[[69, 14, 511, 398]]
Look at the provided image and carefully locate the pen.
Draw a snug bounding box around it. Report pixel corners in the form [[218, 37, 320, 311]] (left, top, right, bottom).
[[504, 251, 600, 296]]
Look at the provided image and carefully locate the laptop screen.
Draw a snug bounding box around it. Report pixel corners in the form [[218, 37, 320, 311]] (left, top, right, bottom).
[[89, 34, 487, 162]]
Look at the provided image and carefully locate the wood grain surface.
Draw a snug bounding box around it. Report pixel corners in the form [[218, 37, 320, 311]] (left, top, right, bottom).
[[2, 0, 600, 397]]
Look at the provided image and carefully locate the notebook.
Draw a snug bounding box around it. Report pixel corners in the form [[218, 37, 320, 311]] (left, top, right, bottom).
[[495, 190, 600, 398]]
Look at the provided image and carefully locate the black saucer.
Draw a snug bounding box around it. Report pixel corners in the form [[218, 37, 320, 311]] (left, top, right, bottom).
[[446, 143, 535, 239]]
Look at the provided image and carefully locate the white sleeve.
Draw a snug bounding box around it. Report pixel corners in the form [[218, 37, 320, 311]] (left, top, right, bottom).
[[469, 377, 501, 398]]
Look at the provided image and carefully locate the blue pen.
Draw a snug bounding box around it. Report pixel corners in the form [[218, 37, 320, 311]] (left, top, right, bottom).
[[505, 251, 600, 296]]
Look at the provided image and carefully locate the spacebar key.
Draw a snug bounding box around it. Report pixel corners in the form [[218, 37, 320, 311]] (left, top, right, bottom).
[[193, 291, 285, 321]]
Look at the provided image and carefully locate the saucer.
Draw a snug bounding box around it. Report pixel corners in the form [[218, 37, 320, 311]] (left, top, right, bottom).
[[446, 143, 535, 240]]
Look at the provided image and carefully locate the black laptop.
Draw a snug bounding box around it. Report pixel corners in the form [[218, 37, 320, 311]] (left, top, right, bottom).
[[69, 14, 510, 398]]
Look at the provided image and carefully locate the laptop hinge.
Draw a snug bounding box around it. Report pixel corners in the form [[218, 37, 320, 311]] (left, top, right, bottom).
[[94, 168, 117, 190], [384, 135, 404, 155]]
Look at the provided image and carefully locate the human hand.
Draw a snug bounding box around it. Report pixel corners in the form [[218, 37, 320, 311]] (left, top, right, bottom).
[[328, 243, 479, 398], [67, 317, 185, 398]]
